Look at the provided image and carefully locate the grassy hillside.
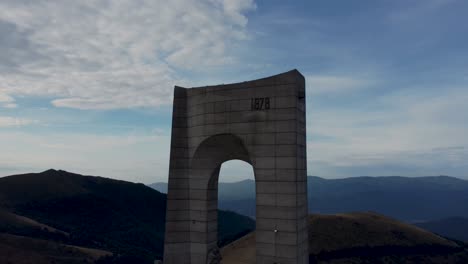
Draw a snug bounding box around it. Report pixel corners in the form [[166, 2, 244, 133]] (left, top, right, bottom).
[[0, 169, 254, 263], [308, 212, 468, 263], [0, 169, 167, 261], [308, 212, 456, 253], [0, 208, 69, 242], [221, 212, 468, 264], [0, 233, 111, 264]]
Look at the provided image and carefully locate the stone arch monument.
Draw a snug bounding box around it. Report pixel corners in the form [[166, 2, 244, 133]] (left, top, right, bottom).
[[163, 70, 308, 264]]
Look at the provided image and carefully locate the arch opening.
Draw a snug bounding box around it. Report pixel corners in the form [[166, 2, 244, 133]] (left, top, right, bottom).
[[217, 160, 256, 249], [187, 134, 255, 262]]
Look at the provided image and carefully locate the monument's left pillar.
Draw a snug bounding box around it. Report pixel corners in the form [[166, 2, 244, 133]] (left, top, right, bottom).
[[164, 86, 191, 264]]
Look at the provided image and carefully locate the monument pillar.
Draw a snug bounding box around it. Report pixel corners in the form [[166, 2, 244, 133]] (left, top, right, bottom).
[[163, 70, 308, 264]]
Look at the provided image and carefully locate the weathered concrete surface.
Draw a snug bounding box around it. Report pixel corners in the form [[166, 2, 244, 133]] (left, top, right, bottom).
[[163, 70, 308, 264]]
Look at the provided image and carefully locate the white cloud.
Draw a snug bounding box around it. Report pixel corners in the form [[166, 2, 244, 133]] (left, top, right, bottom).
[[0, 93, 14, 102], [220, 159, 254, 182], [215, 0, 257, 26], [306, 75, 374, 95], [307, 86, 468, 177], [3, 103, 17, 108], [0, 116, 37, 127], [0, 92, 16, 108], [0, 0, 256, 109]]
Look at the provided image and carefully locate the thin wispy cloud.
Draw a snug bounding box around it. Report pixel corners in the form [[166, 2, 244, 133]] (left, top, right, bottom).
[[306, 75, 375, 95], [0, 116, 37, 127], [0, 93, 16, 108], [308, 84, 468, 177]]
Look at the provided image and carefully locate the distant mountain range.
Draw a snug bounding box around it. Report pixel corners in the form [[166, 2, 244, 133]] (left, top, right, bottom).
[[150, 175, 468, 241], [149, 179, 255, 200], [0, 169, 254, 264], [150, 175, 468, 220]]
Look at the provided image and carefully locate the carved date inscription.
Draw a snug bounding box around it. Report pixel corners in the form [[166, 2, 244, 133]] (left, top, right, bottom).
[[251, 97, 270, 111]]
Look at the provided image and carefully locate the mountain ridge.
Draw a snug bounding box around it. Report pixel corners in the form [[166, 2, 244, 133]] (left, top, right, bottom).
[[150, 175, 468, 241]]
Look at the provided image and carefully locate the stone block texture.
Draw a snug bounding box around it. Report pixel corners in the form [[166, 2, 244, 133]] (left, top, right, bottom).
[[164, 70, 308, 264]]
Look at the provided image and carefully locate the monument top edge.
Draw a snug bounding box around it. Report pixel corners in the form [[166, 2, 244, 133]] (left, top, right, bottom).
[[175, 69, 304, 90]]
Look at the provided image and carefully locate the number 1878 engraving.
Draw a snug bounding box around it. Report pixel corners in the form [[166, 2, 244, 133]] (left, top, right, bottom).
[[251, 97, 270, 111]]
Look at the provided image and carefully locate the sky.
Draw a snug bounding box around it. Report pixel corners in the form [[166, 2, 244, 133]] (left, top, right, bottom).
[[1, 0, 468, 183]]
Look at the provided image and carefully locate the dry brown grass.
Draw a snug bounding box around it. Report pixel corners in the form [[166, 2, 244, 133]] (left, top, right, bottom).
[[220, 212, 462, 264], [308, 211, 457, 254], [0, 233, 111, 264], [221, 232, 256, 264], [0, 209, 69, 236]]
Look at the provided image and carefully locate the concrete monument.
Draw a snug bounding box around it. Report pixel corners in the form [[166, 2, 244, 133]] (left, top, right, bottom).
[[163, 70, 308, 264]]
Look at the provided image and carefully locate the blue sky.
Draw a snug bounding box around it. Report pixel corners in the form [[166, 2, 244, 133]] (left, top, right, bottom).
[[1, 0, 467, 183]]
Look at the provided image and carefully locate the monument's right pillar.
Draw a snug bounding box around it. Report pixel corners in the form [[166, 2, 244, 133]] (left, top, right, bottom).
[[254, 70, 308, 264]]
